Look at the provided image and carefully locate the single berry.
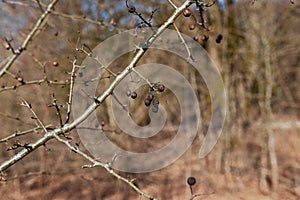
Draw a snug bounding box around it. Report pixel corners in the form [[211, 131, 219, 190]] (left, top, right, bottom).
[[144, 98, 152, 107], [189, 24, 195, 30], [216, 34, 223, 44], [130, 91, 137, 99], [193, 36, 199, 41], [126, 89, 132, 97], [17, 76, 23, 82], [146, 93, 154, 101], [151, 105, 159, 113], [153, 99, 159, 106], [128, 6, 136, 13], [157, 84, 165, 92], [183, 8, 191, 17], [201, 34, 209, 41], [5, 44, 10, 50], [187, 176, 196, 186], [52, 61, 59, 67]]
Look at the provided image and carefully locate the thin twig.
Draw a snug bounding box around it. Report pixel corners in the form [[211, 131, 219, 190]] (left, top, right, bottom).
[[21, 99, 47, 133], [0, 77, 69, 93], [167, 0, 178, 9], [173, 23, 194, 62], [65, 59, 78, 124], [53, 134, 155, 199], [131, 68, 153, 87], [111, 92, 128, 112], [49, 94, 63, 127], [94, 56, 117, 77], [0, 125, 53, 143]]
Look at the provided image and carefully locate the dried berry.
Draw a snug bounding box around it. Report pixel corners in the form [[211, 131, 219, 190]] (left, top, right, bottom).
[[187, 176, 196, 186], [216, 34, 223, 44], [52, 61, 59, 67], [153, 99, 159, 106], [151, 105, 158, 113], [128, 6, 136, 13], [144, 98, 152, 107], [183, 8, 191, 17], [201, 34, 209, 41], [4, 44, 10, 50], [157, 84, 165, 92], [193, 36, 198, 42], [126, 89, 131, 97], [189, 24, 195, 30], [17, 76, 23, 83], [130, 91, 137, 99]]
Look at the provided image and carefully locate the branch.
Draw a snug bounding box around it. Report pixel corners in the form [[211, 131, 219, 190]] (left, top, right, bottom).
[[53, 134, 155, 199], [0, 0, 59, 78], [0, 0, 194, 197], [0, 125, 53, 143], [65, 59, 78, 124]]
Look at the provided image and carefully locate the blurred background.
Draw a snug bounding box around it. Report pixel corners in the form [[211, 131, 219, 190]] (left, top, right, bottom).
[[0, 0, 299, 199]]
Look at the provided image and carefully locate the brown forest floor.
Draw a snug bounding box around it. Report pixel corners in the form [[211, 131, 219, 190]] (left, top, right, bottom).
[[0, 115, 299, 200]]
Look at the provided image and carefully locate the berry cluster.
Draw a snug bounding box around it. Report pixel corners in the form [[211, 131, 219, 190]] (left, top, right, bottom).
[[127, 83, 165, 113], [182, 5, 223, 45], [126, 88, 138, 99]]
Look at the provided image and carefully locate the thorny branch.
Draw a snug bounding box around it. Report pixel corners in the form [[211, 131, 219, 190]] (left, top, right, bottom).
[[0, 1, 194, 199], [0, 0, 59, 78]]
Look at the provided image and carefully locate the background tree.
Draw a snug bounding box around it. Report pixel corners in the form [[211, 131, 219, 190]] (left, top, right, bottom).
[[0, 0, 299, 199]]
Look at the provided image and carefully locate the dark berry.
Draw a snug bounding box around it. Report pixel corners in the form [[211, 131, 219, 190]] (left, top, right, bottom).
[[146, 93, 154, 101], [189, 24, 195, 30], [201, 34, 209, 41], [183, 8, 191, 17], [193, 36, 198, 41], [216, 34, 223, 44], [144, 98, 152, 107], [157, 84, 165, 92], [128, 6, 136, 13], [130, 91, 137, 99], [52, 61, 59, 67], [187, 176, 196, 186]]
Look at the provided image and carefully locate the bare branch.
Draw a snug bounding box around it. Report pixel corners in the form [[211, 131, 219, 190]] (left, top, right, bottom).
[[173, 23, 195, 62], [65, 59, 78, 124], [0, 0, 59, 78], [0, 125, 53, 143], [0, 77, 69, 93], [53, 134, 156, 199], [0, 2, 194, 198], [167, 0, 178, 9], [21, 99, 47, 133]]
